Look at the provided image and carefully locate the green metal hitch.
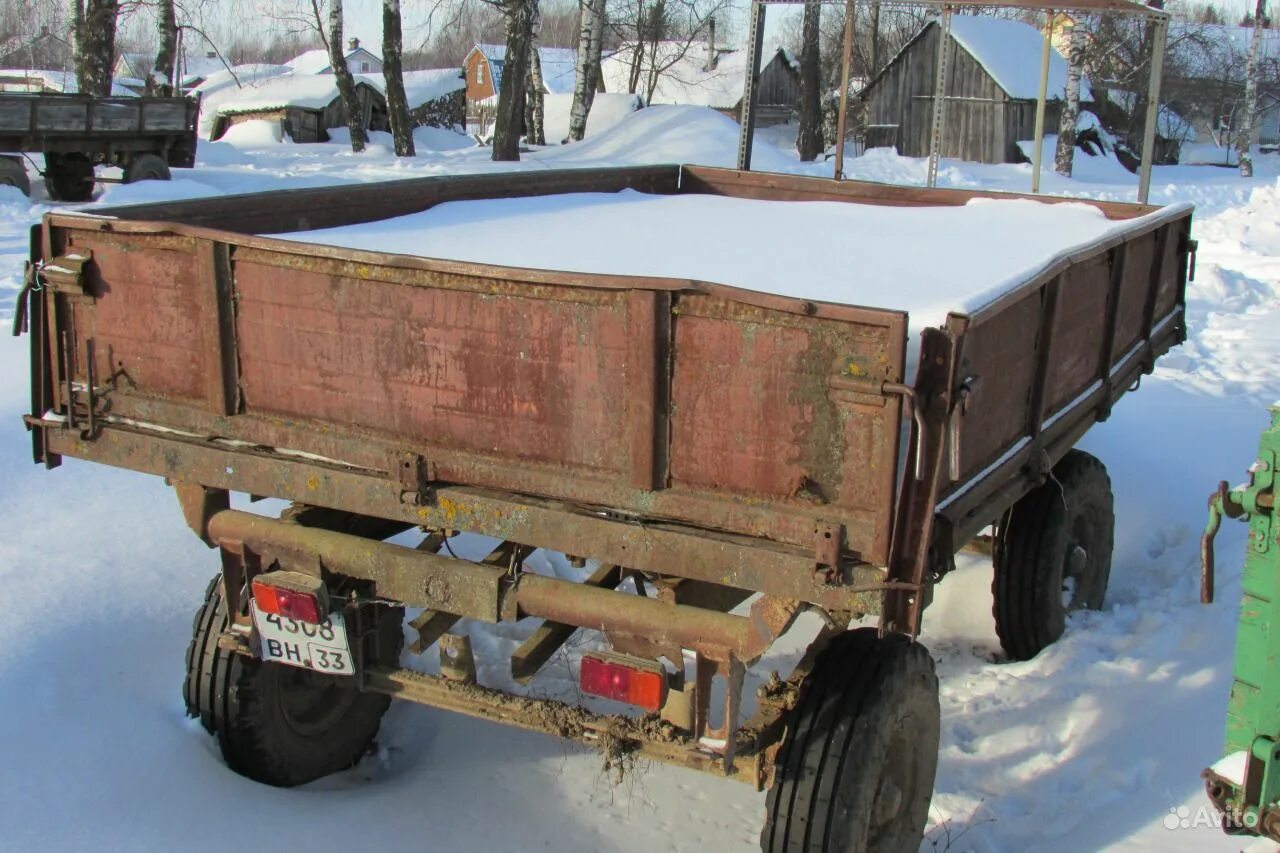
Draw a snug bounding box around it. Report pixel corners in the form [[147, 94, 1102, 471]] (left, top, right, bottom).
[[1202, 405, 1280, 841]]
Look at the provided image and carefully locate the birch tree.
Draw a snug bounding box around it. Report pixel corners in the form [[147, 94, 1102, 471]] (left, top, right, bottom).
[[382, 0, 415, 156], [74, 0, 120, 96], [525, 3, 546, 146], [489, 0, 538, 160], [568, 0, 606, 142], [1054, 22, 1085, 177], [147, 0, 179, 96], [797, 0, 822, 161], [1236, 0, 1267, 177], [326, 0, 366, 152]]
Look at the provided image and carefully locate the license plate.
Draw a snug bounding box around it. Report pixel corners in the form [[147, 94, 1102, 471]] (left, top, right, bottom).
[[250, 602, 354, 676]]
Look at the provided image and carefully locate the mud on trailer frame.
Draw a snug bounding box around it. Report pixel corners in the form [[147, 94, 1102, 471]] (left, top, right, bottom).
[[18, 165, 1193, 850]]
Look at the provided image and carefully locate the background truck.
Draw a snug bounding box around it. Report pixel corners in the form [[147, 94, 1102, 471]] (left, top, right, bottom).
[[19, 165, 1193, 851], [0, 92, 197, 201]]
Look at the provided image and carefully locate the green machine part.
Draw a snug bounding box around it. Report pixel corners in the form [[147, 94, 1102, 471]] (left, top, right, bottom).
[[1203, 405, 1280, 839]]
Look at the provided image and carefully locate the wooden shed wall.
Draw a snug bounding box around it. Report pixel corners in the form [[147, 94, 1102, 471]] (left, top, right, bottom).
[[862, 23, 1059, 164], [757, 53, 800, 109]]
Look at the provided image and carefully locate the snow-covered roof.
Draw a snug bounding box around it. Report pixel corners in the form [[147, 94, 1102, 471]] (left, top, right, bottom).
[[285, 49, 332, 75], [116, 51, 152, 79], [602, 43, 794, 109], [0, 68, 134, 96], [213, 73, 383, 115], [402, 68, 464, 105], [469, 44, 579, 96], [176, 52, 227, 86], [946, 16, 1092, 101], [0, 68, 71, 93], [283, 45, 381, 75], [192, 64, 293, 99]]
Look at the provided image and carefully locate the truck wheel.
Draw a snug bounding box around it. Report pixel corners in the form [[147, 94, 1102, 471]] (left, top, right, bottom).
[[123, 153, 171, 183], [0, 157, 30, 196], [183, 574, 405, 787], [993, 449, 1113, 661], [762, 628, 939, 853], [44, 153, 94, 202]]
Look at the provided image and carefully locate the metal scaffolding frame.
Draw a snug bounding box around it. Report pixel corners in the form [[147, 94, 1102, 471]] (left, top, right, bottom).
[[736, 0, 1170, 203]]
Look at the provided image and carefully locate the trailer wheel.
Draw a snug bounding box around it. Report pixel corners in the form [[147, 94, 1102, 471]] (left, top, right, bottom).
[[762, 628, 939, 853], [0, 157, 29, 196], [183, 574, 405, 787], [123, 153, 171, 183], [44, 153, 94, 202], [993, 449, 1113, 661]]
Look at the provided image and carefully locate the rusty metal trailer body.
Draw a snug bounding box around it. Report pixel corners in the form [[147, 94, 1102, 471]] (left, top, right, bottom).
[[0, 92, 198, 201], [19, 165, 1193, 845]]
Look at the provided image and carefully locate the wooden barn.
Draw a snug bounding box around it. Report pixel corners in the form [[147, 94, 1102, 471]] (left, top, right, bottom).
[[210, 76, 387, 142], [858, 15, 1091, 164]]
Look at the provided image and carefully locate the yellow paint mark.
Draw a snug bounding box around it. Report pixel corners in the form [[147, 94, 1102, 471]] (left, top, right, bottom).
[[306, 476, 319, 490]]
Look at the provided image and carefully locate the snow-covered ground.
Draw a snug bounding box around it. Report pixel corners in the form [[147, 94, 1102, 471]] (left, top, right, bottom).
[[3, 105, 1280, 851]]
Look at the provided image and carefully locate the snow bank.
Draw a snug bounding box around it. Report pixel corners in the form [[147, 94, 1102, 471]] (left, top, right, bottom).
[[533, 104, 797, 171], [1017, 134, 1137, 183], [413, 125, 475, 152], [94, 179, 225, 207], [219, 119, 286, 147], [540, 93, 643, 143], [274, 188, 1181, 334]]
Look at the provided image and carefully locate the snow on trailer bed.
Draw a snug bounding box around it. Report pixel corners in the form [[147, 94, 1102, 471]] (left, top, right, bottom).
[[274, 188, 1191, 341]]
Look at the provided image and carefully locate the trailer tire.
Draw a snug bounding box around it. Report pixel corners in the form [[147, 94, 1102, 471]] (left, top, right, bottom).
[[183, 574, 404, 787], [993, 449, 1113, 661], [0, 157, 29, 196], [123, 153, 171, 183], [44, 153, 94, 202], [762, 628, 939, 853]]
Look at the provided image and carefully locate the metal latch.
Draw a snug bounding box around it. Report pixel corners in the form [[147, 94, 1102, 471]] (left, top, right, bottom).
[[395, 452, 437, 505], [37, 251, 95, 300], [1184, 237, 1199, 282], [814, 522, 844, 582]]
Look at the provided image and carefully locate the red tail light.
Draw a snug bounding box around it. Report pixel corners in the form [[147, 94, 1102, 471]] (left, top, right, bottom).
[[580, 653, 667, 711], [251, 574, 325, 624]]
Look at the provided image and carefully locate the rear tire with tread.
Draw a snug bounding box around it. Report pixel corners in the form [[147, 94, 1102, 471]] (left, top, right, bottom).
[[123, 152, 171, 183], [992, 449, 1114, 661], [762, 628, 940, 853], [43, 153, 94, 202], [183, 574, 404, 787]]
